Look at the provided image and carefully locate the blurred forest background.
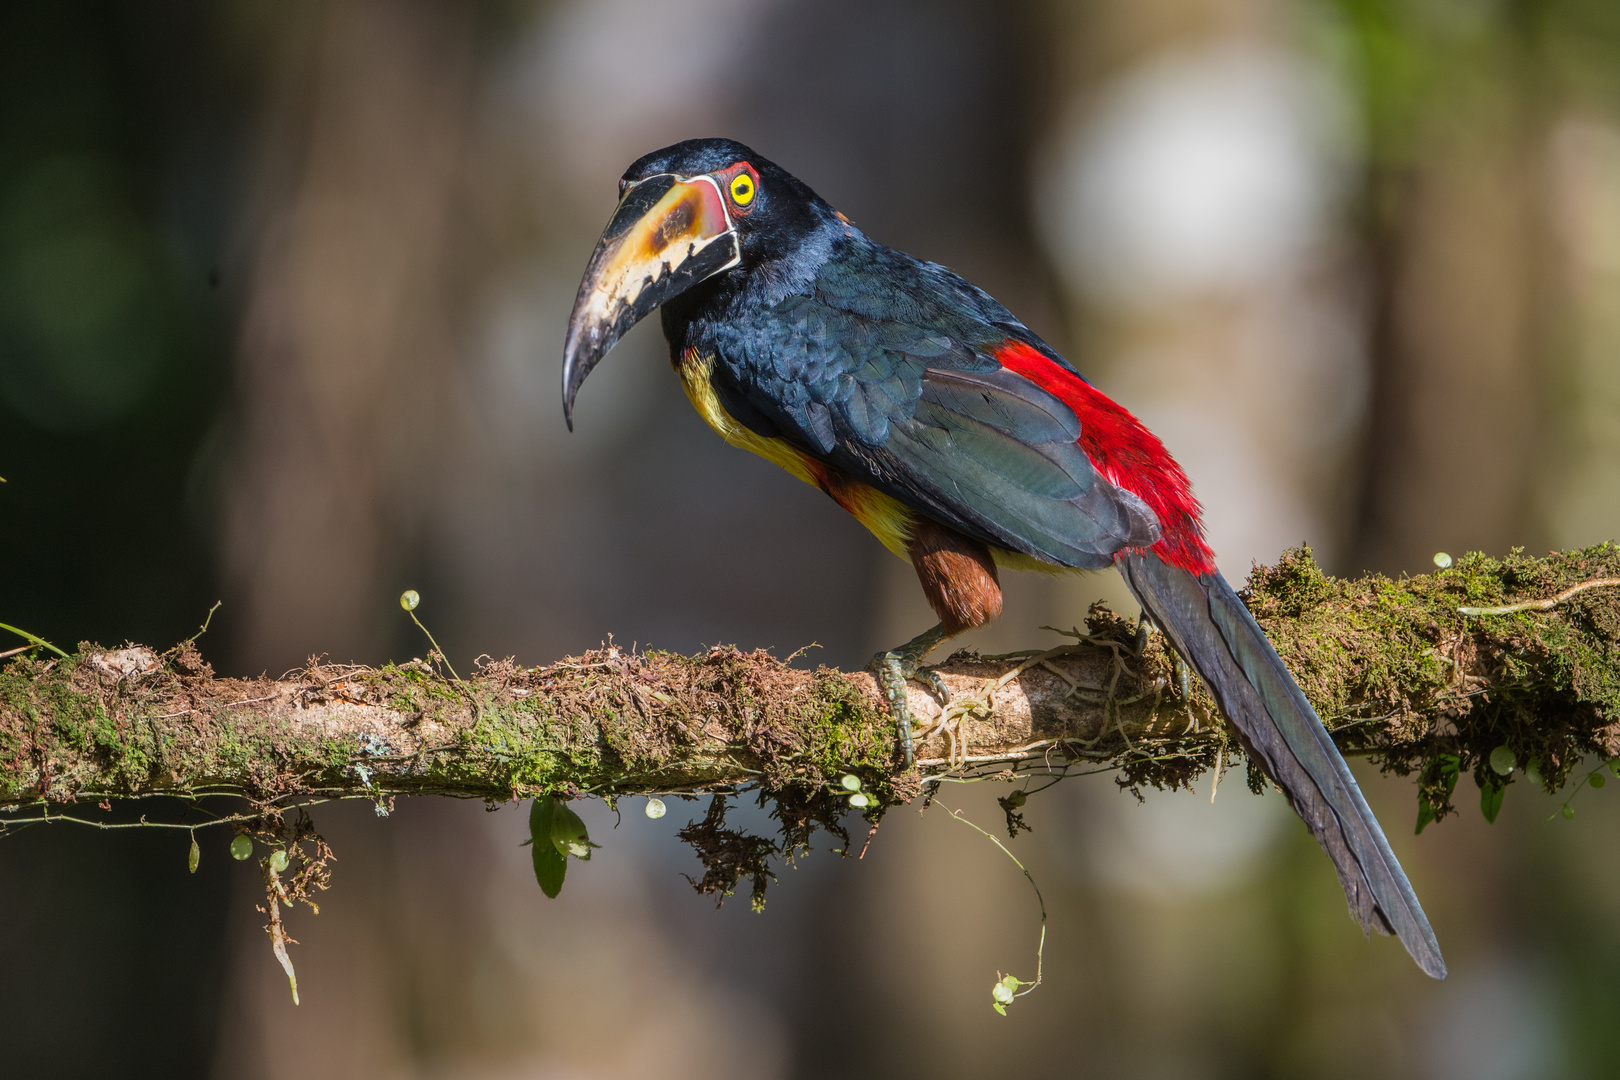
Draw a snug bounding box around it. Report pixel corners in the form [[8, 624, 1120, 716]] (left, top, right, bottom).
[[3, 0, 1620, 1077]]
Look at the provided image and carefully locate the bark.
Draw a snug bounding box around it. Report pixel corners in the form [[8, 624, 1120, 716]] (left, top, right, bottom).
[[3, 545, 1619, 832]]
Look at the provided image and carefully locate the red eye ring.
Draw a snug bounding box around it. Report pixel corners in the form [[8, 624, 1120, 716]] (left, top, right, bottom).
[[717, 162, 761, 212]]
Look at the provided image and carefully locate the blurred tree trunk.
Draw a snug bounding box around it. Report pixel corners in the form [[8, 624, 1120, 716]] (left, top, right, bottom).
[[1343, 8, 1577, 575], [1334, 4, 1620, 579], [224, 0, 479, 675]]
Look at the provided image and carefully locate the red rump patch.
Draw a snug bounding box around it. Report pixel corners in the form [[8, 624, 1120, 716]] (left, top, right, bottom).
[[995, 342, 1217, 575]]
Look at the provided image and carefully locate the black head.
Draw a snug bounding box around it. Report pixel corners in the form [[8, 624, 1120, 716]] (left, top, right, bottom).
[[561, 139, 838, 426], [623, 138, 828, 232]]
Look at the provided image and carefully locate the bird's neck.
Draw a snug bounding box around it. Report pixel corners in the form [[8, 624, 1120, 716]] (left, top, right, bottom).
[[664, 222, 848, 341]]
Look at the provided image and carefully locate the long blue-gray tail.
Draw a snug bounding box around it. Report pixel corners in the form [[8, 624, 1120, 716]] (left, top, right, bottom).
[[1119, 551, 1446, 979]]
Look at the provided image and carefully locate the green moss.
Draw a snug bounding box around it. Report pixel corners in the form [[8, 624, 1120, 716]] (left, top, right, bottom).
[[1248, 543, 1620, 823], [793, 670, 895, 793]]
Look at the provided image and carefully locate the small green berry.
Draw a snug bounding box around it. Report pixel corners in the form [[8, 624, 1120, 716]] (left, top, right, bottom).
[[1433, 552, 1453, 569], [268, 849, 290, 872], [840, 774, 862, 792], [400, 590, 420, 611], [229, 834, 253, 860], [1563, 804, 1575, 819], [849, 792, 871, 809], [645, 797, 667, 819], [1488, 745, 1516, 776], [188, 838, 200, 874]]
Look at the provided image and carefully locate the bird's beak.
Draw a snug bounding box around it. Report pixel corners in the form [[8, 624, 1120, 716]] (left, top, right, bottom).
[[561, 173, 739, 428]]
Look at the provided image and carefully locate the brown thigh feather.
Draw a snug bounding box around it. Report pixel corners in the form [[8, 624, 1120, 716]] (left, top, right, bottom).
[[906, 517, 1003, 636]]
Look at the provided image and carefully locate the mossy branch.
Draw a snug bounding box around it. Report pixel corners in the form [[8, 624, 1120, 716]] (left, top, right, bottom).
[[2, 545, 1618, 834]]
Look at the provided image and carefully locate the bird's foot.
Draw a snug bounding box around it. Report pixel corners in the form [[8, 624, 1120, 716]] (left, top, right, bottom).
[[869, 624, 949, 767]]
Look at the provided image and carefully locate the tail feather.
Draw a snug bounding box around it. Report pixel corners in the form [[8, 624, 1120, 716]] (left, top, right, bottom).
[[1119, 552, 1446, 980]]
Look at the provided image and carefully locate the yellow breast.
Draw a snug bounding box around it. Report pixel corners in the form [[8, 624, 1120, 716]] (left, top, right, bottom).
[[676, 349, 916, 561]]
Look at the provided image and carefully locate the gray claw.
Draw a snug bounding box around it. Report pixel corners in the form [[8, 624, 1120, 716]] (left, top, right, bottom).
[[1134, 610, 1153, 656], [917, 667, 948, 704]]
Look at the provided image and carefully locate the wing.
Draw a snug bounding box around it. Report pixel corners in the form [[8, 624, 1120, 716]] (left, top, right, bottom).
[[702, 240, 1159, 567]]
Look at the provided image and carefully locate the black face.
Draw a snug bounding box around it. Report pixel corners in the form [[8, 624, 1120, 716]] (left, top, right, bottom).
[[561, 138, 835, 427], [622, 138, 832, 272]]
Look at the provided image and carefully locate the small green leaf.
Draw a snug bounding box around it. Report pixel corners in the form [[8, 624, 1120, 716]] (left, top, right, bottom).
[[1416, 753, 1462, 833], [1562, 804, 1575, 819], [530, 796, 554, 843], [268, 849, 289, 872], [188, 838, 200, 874], [1437, 754, 1461, 794], [1525, 760, 1543, 787], [849, 792, 870, 809], [550, 801, 594, 860], [840, 774, 862, 792], [1589, 772, 1606, 789], [229, 834, 252, 861], [991, 974, 1026, 1015], [1607, 760, 1619, 779], [1415, 797, 1437, 835], [1488, 745, 1516, 776], [533, 842, 566, 897], [645, 797, 667, 819], [399, 590, 420, 611], [1480, 780, 1505, 824], [529, 797, 566, 898]]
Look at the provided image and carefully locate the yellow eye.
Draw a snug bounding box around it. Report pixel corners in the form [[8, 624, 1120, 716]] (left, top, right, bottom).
[[729, 172, 755, 206]]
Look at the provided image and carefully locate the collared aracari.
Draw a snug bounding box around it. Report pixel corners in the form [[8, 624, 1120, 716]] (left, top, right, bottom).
[[561, 138, 1445, 979]]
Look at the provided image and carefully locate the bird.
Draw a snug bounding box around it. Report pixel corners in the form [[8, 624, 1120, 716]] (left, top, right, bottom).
[[560, 137, 1445, 980]]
